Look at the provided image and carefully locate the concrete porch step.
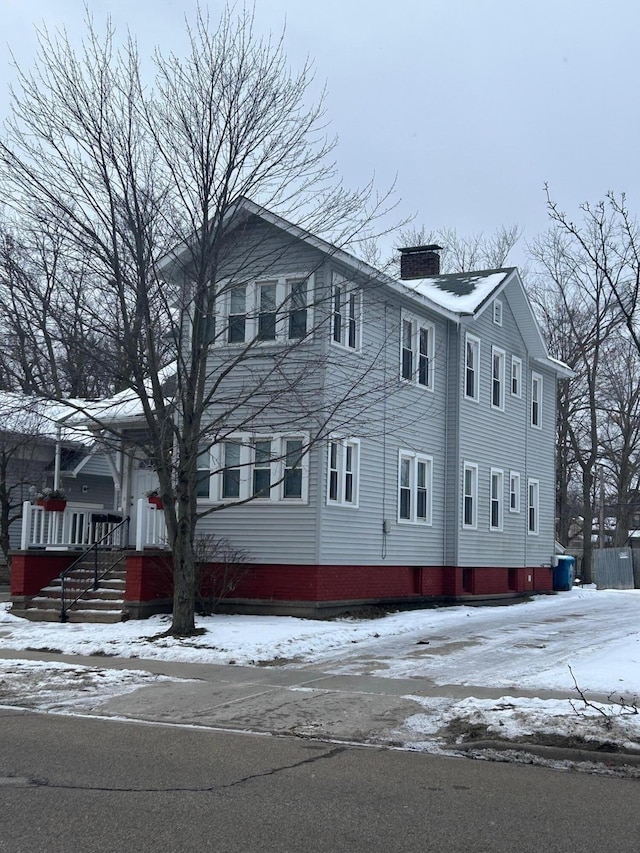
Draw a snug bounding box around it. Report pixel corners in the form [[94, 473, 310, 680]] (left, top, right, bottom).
[[18, 552, 130, 623], [13, 607, 127, 623], [31, 595, 125, 611], [40, 586, 126, 601]]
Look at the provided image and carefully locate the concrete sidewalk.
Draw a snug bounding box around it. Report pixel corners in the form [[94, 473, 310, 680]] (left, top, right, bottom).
[[0, 645, 610, 749], [3, 646, 640, 771], [0, 646, 449, 744]]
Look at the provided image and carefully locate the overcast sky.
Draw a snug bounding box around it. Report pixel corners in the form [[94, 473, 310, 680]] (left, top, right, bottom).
[[2, 0, 640, 264]]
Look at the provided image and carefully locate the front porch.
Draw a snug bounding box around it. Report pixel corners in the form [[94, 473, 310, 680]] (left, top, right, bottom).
[[20, 498, 169, 552], [10, 500, 556, 622], [11, 499, 173, 622]]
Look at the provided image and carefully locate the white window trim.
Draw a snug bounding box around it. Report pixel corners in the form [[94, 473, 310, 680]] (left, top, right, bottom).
[[489, 467, 504, 531], [527, 478, 540, 535], [212, 273, 314, 346], [509, 471, 521, 514], [462, 461, 478, 530], [197, 445, 214, 499], [491, 346, 506, 411], [201, 433, 310, 504], [511, 356, 522, 398], [531, 372, 543, 429], [493, 299, 503, 326], [397, 450, 433, 525], [464, 334, 481, 402], [331, 272, 362, 352], [400, 312, 435, 391], [326, 437, 360, 507]]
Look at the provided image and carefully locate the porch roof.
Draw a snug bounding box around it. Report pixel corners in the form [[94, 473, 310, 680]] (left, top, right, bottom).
[[0, 392, 95, 446], [65, 362, 176, 431]]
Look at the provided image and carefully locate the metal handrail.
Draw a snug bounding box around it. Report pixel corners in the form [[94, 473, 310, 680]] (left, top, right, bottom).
[[60, 516, 130, 623]]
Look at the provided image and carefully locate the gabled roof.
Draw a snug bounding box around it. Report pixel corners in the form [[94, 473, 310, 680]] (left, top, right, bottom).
[[226, 200, 571, 376], [399, 268, 515, 317]]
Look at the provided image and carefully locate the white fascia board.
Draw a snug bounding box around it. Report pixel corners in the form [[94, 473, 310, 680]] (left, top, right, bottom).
[[532, 356, 574, 378]]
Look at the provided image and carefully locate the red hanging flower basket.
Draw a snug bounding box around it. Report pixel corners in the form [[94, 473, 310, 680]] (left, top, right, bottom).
[[37, 498, 67, 512]]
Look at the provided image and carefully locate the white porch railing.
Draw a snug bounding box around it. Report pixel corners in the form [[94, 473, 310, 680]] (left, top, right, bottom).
[[20, 499, 169, 551], [20, 501, 127, 550], [134, 498, 169, 550]]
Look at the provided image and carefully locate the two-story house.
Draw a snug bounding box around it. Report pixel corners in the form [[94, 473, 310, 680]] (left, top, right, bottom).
[[168, 200, 569, 615], [11, 199, 570, 619]]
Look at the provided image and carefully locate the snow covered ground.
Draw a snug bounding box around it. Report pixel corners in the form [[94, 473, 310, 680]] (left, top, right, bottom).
[[1, 587, 639, 765]]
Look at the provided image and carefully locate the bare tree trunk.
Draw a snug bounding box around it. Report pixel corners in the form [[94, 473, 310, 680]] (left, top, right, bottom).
[[581, 470, 594, 584], [171, 516, 197, 635]]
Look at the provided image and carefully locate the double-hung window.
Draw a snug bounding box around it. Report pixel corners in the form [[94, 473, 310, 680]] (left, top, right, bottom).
[[531, 372, 542, 428], [283, 439, 304, 499], [252, 439, 273, 497], [490, 468, 504, 531], [197, 445, 212, 499], [462, 462, 478, 529], [398, 451, 432, 524], [211, 434, 308, 503], [528, 479, 539, 534], [332, 273, 361, 351], [511, 356, 522, 398], [287, 279, 308, 340], [464, 334, 480, 401], [509, 471, 521, 513], [257, 282, 277, 341], [221, 440, 242, 498], [327, 438, 360, 506], [401, 314, 435, 389], [491, 346, 505, 410], [227, 285, 247, 344], [219, 275, 312, 345]]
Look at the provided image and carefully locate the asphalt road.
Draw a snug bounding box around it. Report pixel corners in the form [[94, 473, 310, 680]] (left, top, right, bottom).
[[1, 708, 639, 853]]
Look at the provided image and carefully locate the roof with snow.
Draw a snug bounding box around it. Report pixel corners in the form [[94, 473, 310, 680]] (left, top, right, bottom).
[[65, 361, 177, 429], [399, 268, 515, 316], [0, 392, 95, 446]]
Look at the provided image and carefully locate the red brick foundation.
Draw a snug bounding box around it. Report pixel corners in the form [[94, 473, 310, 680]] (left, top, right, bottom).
[[10, 551, 78, 597], [11, 551, 555, 618], [221, 563, 554, 604]]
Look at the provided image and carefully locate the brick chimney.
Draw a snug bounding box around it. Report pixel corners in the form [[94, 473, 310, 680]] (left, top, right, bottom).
[[399, 245, 443, 279]]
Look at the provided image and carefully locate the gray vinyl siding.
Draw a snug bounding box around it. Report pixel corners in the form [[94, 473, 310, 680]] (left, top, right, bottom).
[[192, 220, 559, 572], [443, 320, 461, 565], [317, 280, 448, 566], [194, 217, 327, 563], [192, 440, 320, 565], [61, 473, 116, 508], [456, 285, 556, 567], [203, 217, 329, 436]]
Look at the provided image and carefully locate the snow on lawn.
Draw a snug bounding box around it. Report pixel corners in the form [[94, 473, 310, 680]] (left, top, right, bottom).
[[0, 607, 417, 664], [2, 587, 640, 762], [0, 658, 175, 712], [399, 695, 640, 759]]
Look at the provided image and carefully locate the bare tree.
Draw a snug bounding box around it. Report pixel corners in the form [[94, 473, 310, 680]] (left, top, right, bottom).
[[0, 221, 125, 397], [0, 7, 397, 634], [0, 396, 62, 564], [528, 191, 631, 579], [598, 335, 640, 545], [394, 224, 522, 273]]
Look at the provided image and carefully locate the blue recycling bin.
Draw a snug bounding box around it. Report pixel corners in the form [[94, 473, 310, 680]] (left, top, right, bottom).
[[553, 555, 575, 591]]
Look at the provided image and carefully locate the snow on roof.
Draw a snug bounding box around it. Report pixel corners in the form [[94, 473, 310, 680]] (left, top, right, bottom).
[[72, 386, 146, 426], [400, 269, 512, 315], [67, 361, 177, 428], [0, 392, 94, 445]]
